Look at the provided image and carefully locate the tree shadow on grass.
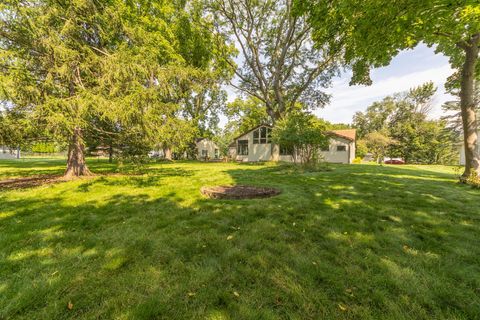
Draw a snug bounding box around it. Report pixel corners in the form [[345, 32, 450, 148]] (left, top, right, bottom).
[[214, 164, 480, 319], [0, 163, 479, 319]]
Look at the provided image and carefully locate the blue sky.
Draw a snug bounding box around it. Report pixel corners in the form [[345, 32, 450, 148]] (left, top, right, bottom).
[[223, 43, 455, 126]]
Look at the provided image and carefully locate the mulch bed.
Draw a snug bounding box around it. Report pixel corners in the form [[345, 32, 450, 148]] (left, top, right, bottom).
[[200, 185, 281, 199], [0, 175, 64, 190]]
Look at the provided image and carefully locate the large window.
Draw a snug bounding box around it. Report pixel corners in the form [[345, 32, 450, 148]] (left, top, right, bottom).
[[253, 127, 272, 144], [337, 145, 347, 152], [237, 140, 248, 155]]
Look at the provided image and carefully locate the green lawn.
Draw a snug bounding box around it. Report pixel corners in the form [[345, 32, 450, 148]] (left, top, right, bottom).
[[0, 160, 479, 319]]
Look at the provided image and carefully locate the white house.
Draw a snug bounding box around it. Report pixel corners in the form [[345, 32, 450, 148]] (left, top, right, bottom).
[[196, 138, 220, 160], [0, 146, 19, 159], [228, 124, 356, 164]]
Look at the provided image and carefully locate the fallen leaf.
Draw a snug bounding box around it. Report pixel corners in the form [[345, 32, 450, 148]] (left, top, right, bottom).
[[227, 235, 233, 240], [67, 301, 73, 310], [312, 262, 317, 265], [187, 292, 196, 297], [345, 288, 352, 294], [233, 291, 240, 297], [338, 303, 347, 311]]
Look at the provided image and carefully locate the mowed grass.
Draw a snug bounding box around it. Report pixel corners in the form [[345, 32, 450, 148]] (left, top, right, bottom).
[[0, 159, 479, 319]]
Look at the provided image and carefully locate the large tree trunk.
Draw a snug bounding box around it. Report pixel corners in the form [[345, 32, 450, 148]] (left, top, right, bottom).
[[460, 34, 480, 180], [163, 147, 172, 160], [64, 127, 93, 178]]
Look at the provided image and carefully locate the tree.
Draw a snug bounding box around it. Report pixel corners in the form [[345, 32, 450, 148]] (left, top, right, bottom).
[[224, 97, 270, 136], [296, 0, 480, 179], [352, 97, 396, 139], [1, 0, 229, 174], [176, 3, 235, 137], [355, 139, 368, 159], [353, 83, 457, 164], [364, 132, 393, 164], [442, 82, 480, 139], [211, 0, 339, 123], [272, 112, 329, 164]]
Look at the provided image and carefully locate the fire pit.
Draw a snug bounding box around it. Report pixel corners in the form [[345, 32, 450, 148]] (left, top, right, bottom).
[[200, 185, 281, 199]]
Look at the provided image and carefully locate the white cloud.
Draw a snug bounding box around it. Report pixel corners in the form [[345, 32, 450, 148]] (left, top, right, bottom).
[[318, 63, 455, 123]]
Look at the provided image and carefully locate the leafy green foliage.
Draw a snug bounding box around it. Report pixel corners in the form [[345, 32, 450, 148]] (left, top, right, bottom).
[[296, 0, 479, 176], [363, 131, 393, 164], [354, 83, 457, 164], [211, 0, 338, 122], [30, 142, 57, 154], [224, 97, 270, 136], [272, 112, 329, 164], [0, 0, 234, 172], [295, 0, 479, 83]]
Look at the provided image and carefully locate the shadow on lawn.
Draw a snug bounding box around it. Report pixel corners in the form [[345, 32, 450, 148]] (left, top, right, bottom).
[[0, 163, 479, 319]]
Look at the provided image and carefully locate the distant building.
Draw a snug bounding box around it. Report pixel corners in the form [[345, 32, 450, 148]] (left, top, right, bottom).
[[196, 138, 220, 160], [0, 146, 19, 159], [228, 124, 356, 164]]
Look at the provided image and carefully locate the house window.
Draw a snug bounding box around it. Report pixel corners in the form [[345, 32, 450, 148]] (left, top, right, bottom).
[[253, 127, 271, 144], [237, 140, 248, 155], [201, 150, 208, 156], [337, 145, 347, 152], [280, 145, 293, 155], [214, 149, 219, 158]]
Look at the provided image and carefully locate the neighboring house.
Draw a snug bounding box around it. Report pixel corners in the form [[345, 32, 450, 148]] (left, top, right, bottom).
[[196, 138, 220, 160], [458, 131, 480, 165], [0, 146, 19, 159], [228, 124, 356, 164]]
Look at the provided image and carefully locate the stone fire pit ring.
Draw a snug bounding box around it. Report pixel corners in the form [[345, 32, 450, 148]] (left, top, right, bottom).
[[201, 185, 281, 199]]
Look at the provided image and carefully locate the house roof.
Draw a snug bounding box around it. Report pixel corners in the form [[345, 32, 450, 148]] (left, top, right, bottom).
[[228, 125, 356, 146], [231, 124, 272, 143], [328, 129, 356, 141]]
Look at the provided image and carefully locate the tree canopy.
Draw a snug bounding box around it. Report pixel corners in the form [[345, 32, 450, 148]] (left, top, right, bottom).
[[211, 0, 339, 123], [296, 0, 480, 177], [0, 0, 233, 175], [354, 83, 457, 164]]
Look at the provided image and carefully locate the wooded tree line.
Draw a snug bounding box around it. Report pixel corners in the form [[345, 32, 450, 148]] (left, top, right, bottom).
[[1, 0, 479, 179], [353, 82, 458, 164]]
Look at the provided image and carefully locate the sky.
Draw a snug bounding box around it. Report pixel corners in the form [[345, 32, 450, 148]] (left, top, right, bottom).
[[222, 43, 456, 126]]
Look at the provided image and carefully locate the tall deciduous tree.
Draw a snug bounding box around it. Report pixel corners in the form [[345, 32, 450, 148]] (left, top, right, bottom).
[[224, 97, 270, 136], [296, 0, 480, 179], [354, 83, 457, 164], [210, 0, 339, 123]]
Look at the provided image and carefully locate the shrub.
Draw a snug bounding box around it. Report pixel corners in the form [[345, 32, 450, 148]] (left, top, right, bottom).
[[272, 112, 329, 165], [353, 157, 362, 164]]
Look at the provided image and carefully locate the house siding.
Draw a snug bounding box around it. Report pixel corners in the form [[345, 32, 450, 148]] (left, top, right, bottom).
[[229, 126, 355, 164], [320, 137, 354, 164], [196, 139, 219, 159]]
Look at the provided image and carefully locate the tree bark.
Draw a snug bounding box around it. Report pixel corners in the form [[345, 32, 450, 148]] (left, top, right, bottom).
[[164, 147, 172, 160], [108, 142, 113, 163], [460, 34, 480, 180], [64, 127, 93, 178]]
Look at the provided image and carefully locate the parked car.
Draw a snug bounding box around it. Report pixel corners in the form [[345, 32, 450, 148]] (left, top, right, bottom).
[[385, 159, 405, 164]]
